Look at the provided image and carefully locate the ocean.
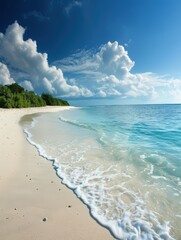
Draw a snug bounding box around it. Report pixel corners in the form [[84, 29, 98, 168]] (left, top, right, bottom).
[[24, 105, 181, 240]]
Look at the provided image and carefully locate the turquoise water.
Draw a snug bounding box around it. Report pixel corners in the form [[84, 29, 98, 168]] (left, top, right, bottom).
[[24, 105, 181, 239]]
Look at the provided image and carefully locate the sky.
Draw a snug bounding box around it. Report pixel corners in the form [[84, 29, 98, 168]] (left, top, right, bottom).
[[0, 0, 181, 106]]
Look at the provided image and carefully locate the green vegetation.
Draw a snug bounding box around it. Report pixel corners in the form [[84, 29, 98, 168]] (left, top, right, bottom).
[[41, 93, 69, 106], [0, 83, 69, 108]]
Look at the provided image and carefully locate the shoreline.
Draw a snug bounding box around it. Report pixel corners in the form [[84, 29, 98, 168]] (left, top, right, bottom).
[[0, 107, 113, 240]]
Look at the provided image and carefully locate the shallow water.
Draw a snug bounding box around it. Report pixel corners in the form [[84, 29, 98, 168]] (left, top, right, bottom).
[[24, 105, 181, 239]]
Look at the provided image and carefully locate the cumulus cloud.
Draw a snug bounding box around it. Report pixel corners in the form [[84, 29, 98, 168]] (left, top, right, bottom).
[[20, 80, 34, 91], [96, 41, 135, 77], [1, 22, 181, 103], [56, 41, 181, 103], [58, 42, 134, 79], [0, 21, 92, 97], [57, 41, 145, 98], [0, 62, 15, 85]]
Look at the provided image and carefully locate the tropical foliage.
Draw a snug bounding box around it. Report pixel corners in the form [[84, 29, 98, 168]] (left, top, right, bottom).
[[0, 83, 69, 108], [41, 93, 69, 106]]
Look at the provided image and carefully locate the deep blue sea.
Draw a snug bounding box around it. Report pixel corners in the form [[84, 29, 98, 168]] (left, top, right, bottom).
[[24, 105, 181, 239]]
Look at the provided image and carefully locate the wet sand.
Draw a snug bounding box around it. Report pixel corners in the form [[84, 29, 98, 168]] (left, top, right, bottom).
[[0, 107, 114, 240]]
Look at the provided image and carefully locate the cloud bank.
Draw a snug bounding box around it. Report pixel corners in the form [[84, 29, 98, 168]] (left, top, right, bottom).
[[57, 41, 181, 103], [0, 22, 181, 103], [0, 21, 92, 97]]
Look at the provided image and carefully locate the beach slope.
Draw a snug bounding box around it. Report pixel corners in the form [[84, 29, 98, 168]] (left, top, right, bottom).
[[0, 107, 113, 240]]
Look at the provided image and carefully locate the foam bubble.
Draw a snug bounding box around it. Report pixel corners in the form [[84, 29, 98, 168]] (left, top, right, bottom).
[[22, 110, 179, 240]]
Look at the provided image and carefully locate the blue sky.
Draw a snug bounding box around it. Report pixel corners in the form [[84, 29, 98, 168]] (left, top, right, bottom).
[[0, 0, 181, 105]]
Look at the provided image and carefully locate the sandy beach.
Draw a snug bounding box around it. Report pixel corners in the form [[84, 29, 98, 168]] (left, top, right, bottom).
[[0, 107, 113, 240]]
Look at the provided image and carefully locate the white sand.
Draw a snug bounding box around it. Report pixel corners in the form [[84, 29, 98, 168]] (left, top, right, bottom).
[[0, 107, 114, 240]]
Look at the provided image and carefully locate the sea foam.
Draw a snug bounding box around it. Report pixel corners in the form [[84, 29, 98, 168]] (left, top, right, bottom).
[[23, 105, 181, 239]]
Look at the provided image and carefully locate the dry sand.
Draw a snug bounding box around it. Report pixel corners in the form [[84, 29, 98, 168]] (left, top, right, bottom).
[[0, 107, 114, 240]]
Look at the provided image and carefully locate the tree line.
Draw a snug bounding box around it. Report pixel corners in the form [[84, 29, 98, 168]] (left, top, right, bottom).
[[0, 83, 69, 108]]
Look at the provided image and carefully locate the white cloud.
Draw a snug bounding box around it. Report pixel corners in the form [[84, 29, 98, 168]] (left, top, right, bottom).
[[98, 89, 107, 97], [20, 80, 34, 91], [55, 41, 181, 103], [96, 41, 135, 77], [0, 62, 15, 85], [97, 87, 122, 97], [65, 1, 82, 15], [56, 42, 146, 98], [58, 42, 134, 79], [55, 49, 97, 74], [1, 22, 181, 103], [0, 21, 91, 97]]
